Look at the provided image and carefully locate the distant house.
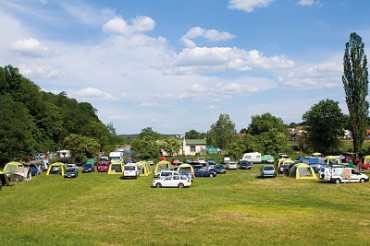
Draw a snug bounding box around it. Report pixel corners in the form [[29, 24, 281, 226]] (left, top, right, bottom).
[[180, 138, 207, 156]]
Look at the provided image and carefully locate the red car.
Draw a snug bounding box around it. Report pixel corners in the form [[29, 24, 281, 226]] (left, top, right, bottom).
[[363, 163, 370, 170], [97, 156, 110, 172]]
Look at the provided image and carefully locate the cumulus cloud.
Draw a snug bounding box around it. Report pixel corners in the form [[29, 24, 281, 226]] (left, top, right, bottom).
[[280, 62, 341, 89], [18, 63, 60, 79], [181, 27, 235, 48], [229, 0, 274, 12], [10, 38, 54, 57], [165, 47, 294, 74], [70, 87, 116, 100], [102, 16, 155, 35], [298, 0, 320, 6]]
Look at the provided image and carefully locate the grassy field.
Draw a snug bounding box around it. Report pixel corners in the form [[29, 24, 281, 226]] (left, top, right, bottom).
[[1, 165, 370, 246]]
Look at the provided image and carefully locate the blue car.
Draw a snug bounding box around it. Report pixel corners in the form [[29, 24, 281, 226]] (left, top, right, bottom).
[[212, 164, 226, 174], [64, 167, 79, 178], [82, 163, 95, 173], [194, 168, 217, 177], [260, 165, 276, 178]]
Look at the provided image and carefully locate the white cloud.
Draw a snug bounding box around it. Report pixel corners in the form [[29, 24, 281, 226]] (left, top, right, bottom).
[[229, 0, 274, 12], [181, 27, 235, 47], [18, 63, 60, 79], [166, 47, 294, 74], [10, 38, 54, 57], [102, 16, 155, 35], [298, 0, 320, 6], [69, 87, 116, 101], [280, 62, 341, 89], [57, 1, 114, 25]]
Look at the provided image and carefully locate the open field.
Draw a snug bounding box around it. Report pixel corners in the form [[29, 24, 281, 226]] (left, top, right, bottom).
[[1, 165, 370, 246]]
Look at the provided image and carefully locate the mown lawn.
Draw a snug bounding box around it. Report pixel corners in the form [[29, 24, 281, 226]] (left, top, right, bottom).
[[1, 166, 369, 246]]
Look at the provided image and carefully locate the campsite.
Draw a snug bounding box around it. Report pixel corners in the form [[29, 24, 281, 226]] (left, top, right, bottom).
[[0, 161, 369, 245]]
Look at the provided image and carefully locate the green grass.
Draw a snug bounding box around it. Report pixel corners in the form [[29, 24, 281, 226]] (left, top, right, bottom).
[[1, 166, 370, 246]]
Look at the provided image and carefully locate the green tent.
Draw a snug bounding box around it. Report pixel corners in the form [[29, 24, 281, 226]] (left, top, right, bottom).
[[261, 155, 274, 163], [206, 146, 219, 155]]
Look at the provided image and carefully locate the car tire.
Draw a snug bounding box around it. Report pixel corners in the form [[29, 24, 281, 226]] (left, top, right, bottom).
[[155, 183, 162, 188], [209, 174, 214, 178], [178, 183, 184, 188], [335, 178, 341, 184], [359, 178, 365, 183]]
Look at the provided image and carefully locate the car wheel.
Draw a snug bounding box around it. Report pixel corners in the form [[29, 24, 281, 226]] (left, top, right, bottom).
[[209, 173, 214, 177], [359, 178, 365, 183], [178, 183, 184, 188], [155, 183, 162, 188], [335, 178, 341, 184]]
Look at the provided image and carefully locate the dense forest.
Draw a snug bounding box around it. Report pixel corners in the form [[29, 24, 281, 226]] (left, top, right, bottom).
[[0, 65, 117, 164]]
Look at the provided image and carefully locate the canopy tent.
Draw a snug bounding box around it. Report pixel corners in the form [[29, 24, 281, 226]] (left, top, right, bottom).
[[46, 162, 67, 175], [2, 161, 24, 176], [136, 161, 152, 177], [289, 163, 317, 180], [177, 163, 195, 177], [277, 159, 295, 170], [154, 161, 173, 174], [325, 156, 342, 165], [261, 154, 274, 163], [312, 152, 323, 157], [108, 161, 124, 174], [10, 167, 32, 182]]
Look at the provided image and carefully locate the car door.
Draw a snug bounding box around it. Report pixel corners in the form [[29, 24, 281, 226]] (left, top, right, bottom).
[[162, 176, 173, 187], [350, 169, 360, 182]]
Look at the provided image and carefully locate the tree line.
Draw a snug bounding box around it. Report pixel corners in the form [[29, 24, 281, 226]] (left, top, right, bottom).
[[0, 65, 119, 164]]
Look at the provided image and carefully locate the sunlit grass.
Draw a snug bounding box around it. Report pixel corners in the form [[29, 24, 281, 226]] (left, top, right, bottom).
[[1, 166, 369, 245]]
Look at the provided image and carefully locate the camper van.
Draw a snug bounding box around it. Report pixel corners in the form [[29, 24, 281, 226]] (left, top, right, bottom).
[[242, 152, 262, 163], [320, 167, 369, 184], [109, 152, 123, 163]]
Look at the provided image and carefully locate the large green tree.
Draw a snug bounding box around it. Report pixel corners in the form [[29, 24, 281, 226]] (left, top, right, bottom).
[[185, 130, 206, 139], [0, 95, 37, 163], [302, 99, 345, 154], [207, 114, 236, 150], [247, 113, 286, 135], [245, 113, 288, 155], [342, 32, 369, 154], [160, 137, 181, 157]]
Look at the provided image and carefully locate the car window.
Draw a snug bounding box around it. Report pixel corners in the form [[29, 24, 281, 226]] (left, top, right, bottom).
[[173, 176, 179, 180], [165, 176, 172, 180]]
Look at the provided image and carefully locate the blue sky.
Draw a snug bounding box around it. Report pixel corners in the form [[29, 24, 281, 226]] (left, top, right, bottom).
[[1, 0, 370, 134]]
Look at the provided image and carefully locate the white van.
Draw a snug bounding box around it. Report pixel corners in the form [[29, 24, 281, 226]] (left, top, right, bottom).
[[320, 167, 369, 184], [242, 152, 262, 163], [123, 163, 138, 179]]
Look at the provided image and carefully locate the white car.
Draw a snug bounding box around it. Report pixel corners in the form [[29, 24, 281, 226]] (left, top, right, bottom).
[[154, 169, 179, 179], [226, 161, 237, 170], [320, 167, 369, 183], [123, 163, 138, 179], [152, 175, 191, 188]]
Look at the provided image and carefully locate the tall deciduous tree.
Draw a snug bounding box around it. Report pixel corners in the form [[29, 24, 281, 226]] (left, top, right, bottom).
[[342, 32, 369, 154], [161, 137, 181, 157], [302, 99, 345, 154], [207, 114, 236, 150]]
